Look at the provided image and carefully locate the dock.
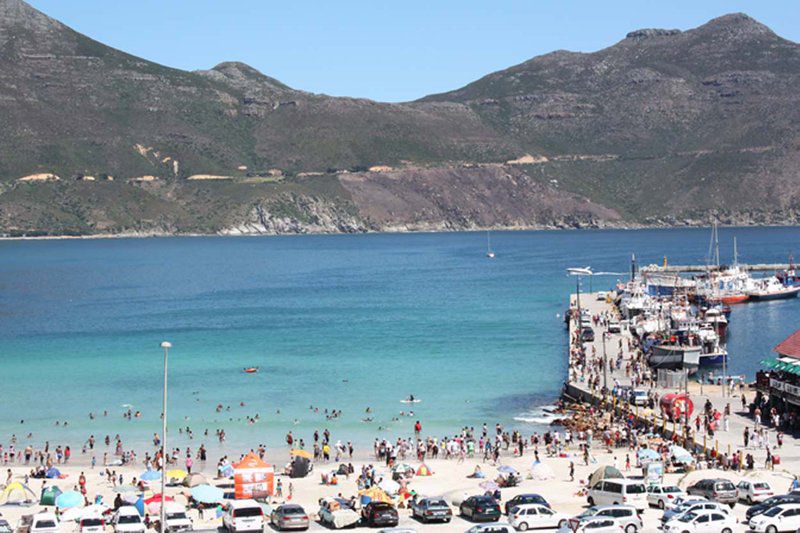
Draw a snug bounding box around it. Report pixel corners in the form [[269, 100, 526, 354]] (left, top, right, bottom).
[[641, 263, 792, 273], [562, 292, 800, 469]]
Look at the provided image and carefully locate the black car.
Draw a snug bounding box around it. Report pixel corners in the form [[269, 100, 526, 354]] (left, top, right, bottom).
[[746, 493, 800, 520], [581, 327, 595, 342], [410, 497, 452, 523], [504, 494, 549, 515], [460, 495, 501, 522], [361, 501, 399, 527]]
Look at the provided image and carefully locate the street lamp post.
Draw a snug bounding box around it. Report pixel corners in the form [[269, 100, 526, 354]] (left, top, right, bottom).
[[159, 341, 171, 533], [602, 332, 609, 393]]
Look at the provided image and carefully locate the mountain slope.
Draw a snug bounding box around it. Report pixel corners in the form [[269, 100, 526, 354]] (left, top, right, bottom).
[[0, 2, 799, 236]]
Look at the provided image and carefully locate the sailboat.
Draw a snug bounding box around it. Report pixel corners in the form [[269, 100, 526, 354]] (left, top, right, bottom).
[[486, 230, 495, 258]]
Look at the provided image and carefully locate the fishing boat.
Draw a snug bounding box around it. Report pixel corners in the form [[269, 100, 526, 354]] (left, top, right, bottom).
[[485, 230, 495, 258], [702, 308, 728, 338], [243, 367, 259, 374], [748, 276, 800, 301], [648, 344, 701, 373]]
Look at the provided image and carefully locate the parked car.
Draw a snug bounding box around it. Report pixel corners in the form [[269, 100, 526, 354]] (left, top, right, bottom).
[[270, 504, 309, 531], [465, 524, 515, 533], [607, 321, 621, 334], [596, 292, 608, 301], [573, 505, 642, 533], [79, 515, 106, 533], [318, 498, 360, 529], [663, 510, 736, 533], [737, 479, 775, 504], [460, 495, 502, 522], [163, 503, 194, 533], [410, 497, 452, 523], [685, 478, 738, 507], [26, 513, 60, 533], [113, 506, 146, 533], [628, 389, 648, 406], [0, 519, 12, 533], [508, 503, 568, 531], [504, 494, 549, 515], [747, 493, 800, 521], [361, 502, 399, 528], [661, 500, 728, 525], [646, 484, 684, 509], [223, 500, 264, 533], [557, 516, 625, 533], [587, 479, 648, 512], [581, 328, 595, 342], [748, 503, 800, 532]]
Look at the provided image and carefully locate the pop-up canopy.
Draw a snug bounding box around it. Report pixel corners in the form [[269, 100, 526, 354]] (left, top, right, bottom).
[[233, 452, 274, 499]]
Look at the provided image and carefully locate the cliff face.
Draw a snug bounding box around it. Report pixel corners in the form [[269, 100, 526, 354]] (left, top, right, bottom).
[[1, 2, 799, 236]]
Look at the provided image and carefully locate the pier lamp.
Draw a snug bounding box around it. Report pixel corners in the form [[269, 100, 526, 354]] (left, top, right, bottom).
[[159, 341, 171, 533]]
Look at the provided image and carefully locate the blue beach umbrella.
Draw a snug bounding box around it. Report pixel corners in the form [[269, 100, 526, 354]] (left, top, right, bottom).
[[55, 490, 84, 509], [637, 449, 660, 462], [134, 496, 145, 516], [497, 465, 518, 475], [669, 445, 695, 464], [191, 485, 224, 504], [219, 464, 234, 478], [140, 470, 162, 481]]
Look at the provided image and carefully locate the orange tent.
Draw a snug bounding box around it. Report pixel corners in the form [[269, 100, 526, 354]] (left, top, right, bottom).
[[233, 452, 274, 499]]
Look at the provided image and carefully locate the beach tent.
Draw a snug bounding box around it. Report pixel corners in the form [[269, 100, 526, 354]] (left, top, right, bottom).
[[190, 485, 224, 504], [183, 473, 208, 488], [416, 464, 433, 476], [1, 482, 37, 504], [588, 466, 623, 488], [40, 486, 62, 506], [529, 461, 555, 481], [45, 467, 62, 479], [290, 457, 311, 479], [233, 452, 274, 499]]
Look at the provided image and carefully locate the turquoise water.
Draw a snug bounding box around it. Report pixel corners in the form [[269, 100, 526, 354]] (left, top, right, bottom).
[[0, 227, 798, 456]]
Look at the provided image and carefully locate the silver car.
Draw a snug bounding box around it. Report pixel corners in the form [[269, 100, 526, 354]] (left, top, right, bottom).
[[573, 505, 642, 533]]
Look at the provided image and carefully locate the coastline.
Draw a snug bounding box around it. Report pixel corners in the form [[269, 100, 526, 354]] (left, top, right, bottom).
[[3, 221, 800, 241]]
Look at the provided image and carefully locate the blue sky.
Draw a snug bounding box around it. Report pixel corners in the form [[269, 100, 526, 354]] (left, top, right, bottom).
[[29, 0, 800, 102]]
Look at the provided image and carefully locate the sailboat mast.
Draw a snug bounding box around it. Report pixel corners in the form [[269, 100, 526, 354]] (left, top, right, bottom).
[[733, 236, 738, 267], [714, 222, 720, 269]]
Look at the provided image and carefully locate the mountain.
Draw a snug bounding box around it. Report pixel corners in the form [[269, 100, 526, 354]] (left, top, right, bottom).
[[0, 2, 798, 236]]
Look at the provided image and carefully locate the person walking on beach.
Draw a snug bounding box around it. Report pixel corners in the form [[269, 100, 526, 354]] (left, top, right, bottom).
[[569, 461, 575, 482]]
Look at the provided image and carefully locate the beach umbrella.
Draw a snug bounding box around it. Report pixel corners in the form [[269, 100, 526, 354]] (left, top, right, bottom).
[[134, 496, 145, 516], [62, 504, 108, 521], [416, 464, 433, 476], [479, 481, 499, 492], [55, 490, 84, 509], [45, 467, 62, 479], [358, 487, 391, 505], [638, 449, 660, 462], [140, 470, 161, 482], [290, 449, 313, 460], [183, 472, 208, 488], [122, 493, 141, 504], [114, 484, 139, 494], [529, 461, 555, 481], [378, 479, 400, 494], [145, 494, 174, 514], [166, 469, 187, 481], [669, 445, 695, 464], [190, 485, 224, 504], [40, 485, 62, 506], [497, 465, 518, 475]]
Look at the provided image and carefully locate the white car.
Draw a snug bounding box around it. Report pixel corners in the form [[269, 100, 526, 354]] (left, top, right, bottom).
[[629, 389, 648, 406], [646, 485, 685, 509], [597, 292, 608, 301], [508, 504, 568, 531], [737, 479, 775, 504], [27, 513, 60, 533], [78, 515, 106, 533], [557, 516, 624, 533], [317, 498, 359, 529], [163, 503, 193, 533], [466, 524, 515, 533], [663, 510, 735, 533], [222, 500, 264, 532], [113, 507, 145, 533], [748, 503, 800, 532]]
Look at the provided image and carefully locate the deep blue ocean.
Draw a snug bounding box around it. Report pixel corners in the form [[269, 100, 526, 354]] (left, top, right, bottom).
[[0, 227, 798, 456]]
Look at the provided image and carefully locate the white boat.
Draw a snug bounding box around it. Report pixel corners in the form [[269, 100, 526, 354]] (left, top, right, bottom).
[[486, 230, 495, 258], [747, 276, 800, 301], [648, 344, 701, 373]]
